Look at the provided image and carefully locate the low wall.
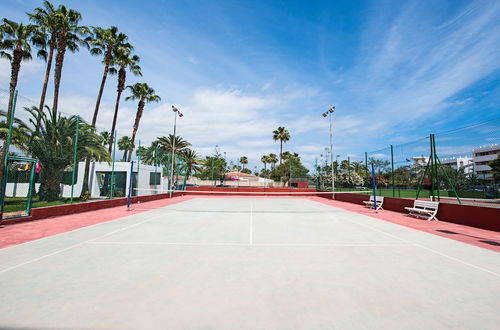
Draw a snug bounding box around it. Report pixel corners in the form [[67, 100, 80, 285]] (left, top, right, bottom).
[[1, 192, 182, 225], [330, 192, 500, 232], [437, 203, 500, 232], [186, 187, 317, 196]]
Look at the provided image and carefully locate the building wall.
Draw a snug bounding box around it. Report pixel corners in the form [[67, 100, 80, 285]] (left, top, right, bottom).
[[473, 145, 500, 180], [440, 156, 473, 175], [4, 161, 165, 199]]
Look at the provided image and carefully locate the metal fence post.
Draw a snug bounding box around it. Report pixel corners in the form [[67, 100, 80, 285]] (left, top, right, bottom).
[[0, 90, 18, 217], [391, 144, 395, 197], [70, 115, 80, 203], [127, 161, 134, 209], [110, 131, 117, 199]]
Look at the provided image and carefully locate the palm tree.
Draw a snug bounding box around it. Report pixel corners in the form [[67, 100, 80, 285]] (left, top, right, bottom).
[[125, 83, 161, 162], [87, 26, 131, 126], [261, 155, 268, 171], [28, 1, 58, 112], [1, 106, 109, 201], [272, 126, 290, 164], [268, 153, 278, 169], [156, 134, 191, 177], [181, 148, 201, 180], [117, 136, 132, 161], [0, 19, 35, 199], [99, 131, 110, 149], [240, 156, 248, 169], [155, 134, 191, 155], [51, 4, 87, 112], [108, 48, 141, 153]]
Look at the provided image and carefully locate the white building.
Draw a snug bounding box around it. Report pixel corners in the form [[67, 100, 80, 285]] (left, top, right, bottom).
[[440, 156, 473, 175], [5, 161, 166, 199], [473, 144, 500, 182]]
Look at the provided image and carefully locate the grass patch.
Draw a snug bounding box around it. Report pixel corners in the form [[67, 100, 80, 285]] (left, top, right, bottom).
[[3, 196, 85, 214]]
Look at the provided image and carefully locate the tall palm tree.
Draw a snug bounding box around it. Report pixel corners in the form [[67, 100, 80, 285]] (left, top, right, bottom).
[[272, 126, 290, 164], [108, 48, 141, 153], [51, 4, 87, 113], [125, 83, 161, 162], [1, 106, 109, 201], [28, 0, 58, 112], [268, 153, 278, 169], [87, 26, 131, 126], [117, 136, 132, 161], [240, 156, 248, 169], [0, 19, 35, 203], [181, 148, 201, 180]]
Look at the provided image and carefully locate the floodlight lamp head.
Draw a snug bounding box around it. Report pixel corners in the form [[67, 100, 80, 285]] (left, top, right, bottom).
[[172, 105, 178, 112], [322, 113, 327, 117], [329, 106, 335, 113], [178, 113, 184, 117]]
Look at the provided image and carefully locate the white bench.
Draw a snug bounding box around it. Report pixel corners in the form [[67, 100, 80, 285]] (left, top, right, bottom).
[[363, 196, 384, 210], [405, 200, 439, 221]]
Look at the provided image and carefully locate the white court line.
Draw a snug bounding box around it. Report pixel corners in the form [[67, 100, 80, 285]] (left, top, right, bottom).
[[341, 214, 500, 279], [250, 202, 253, 245], [0, 212, 167, 274], [86, 241, 414, 247]]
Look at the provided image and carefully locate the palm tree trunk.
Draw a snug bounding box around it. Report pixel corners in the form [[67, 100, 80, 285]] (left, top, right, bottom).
[[0, 49, 23, 219], [81, 48, 113, 197], [38, 166, 63, 202], [53, 31, 67, 113], [280, 141, 283, 164], [127, 100, 145, 162], [109, 67, 126, 154], [92, 48, 112, 126], [38, 43, 55, 112]]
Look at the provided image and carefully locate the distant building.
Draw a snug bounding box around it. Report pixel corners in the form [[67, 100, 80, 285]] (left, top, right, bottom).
[[411, 156, 429, 167], [473, 144, 500, 182], [440, 156, 473, 175]]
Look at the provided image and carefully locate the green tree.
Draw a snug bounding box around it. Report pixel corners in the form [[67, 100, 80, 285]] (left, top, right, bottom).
[[239, 156, 248, 169], [272, 126, 290, 164], [489, 155, 500, 181], [117, 136, 132, 161], [181, 148, 201, 180], [125, 83, 161, 162], [1, 106, 109, 201], [98, 131, 110, 149], [261, 155, 269, 171], [0, 19, 36, 204], [108, 47, 141, 153], [268, 153, 278, 169]]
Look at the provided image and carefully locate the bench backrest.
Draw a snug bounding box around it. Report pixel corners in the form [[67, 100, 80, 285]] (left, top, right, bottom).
[[413, 200, 439, 209], [369, 195, 384, 203]]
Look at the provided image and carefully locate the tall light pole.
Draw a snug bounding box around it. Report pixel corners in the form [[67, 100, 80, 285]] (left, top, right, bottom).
[[322, 106, 335, 197], [223, 151, 227, 185], [170, 105, 183, 197]]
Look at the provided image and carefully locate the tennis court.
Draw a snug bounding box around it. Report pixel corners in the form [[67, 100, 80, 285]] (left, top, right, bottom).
[[1, 195, 499, 329]]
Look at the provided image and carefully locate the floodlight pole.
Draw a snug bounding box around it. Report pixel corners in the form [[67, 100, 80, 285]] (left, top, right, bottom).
[[170, 106, 183, 197], [322, 107, 335, 198]]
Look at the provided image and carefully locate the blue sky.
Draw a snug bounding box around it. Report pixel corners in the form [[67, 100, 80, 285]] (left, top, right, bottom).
[[1, 0, 499, 170]]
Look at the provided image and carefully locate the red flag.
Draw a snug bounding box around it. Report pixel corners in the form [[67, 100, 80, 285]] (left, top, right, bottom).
[[35, 161, 42, 174]]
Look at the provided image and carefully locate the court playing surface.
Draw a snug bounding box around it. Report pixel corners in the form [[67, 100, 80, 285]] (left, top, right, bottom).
[[1, 196, 499, 329]]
